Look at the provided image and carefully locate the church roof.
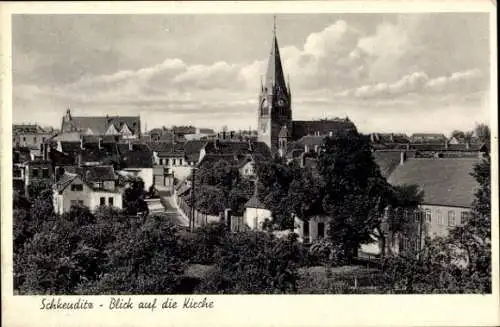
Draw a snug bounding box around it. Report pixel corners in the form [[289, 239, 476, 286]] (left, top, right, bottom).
[[264, 23, 288, 95], [291, 119, 357, 140], [62, 114, 141, 135]]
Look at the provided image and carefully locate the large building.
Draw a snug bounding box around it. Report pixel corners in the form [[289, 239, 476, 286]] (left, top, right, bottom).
[[60, 108, 141, 139], [257, 24, 356, 155]]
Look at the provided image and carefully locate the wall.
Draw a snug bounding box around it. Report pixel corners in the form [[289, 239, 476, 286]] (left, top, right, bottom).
[[243, 207, 272, 230], [294, 215, 330, 243], [420, 204, 470, 238], [56, 177, 90, 214], [88, 191, 123, 211], [13, 132, 51, 151]]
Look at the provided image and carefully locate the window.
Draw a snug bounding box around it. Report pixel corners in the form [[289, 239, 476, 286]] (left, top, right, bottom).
[[71, 200, 77, 207], [303, 221, 310, 236], [78, 200, 84, 206], [437, 209, 442, 225], [447, 211, 455, 226], [108, 197, 114, 206], [172, 159, 176, 166], [179, 159, 183, 165], [317, 222, 325, 238], [42, 168, 49, 178], [425, 209, 431, 223], [414, 210, 423, 223], [460, 211, 470, 225], [32, 168, 39, 178], [71, 184, 83, 191], [13, 169, 22, 178], [42, 137, 46, 142], [100, 197, 106, 206], [23, 137, 26, 142], [165, 158, 169, 165], [34, 136, 37, 143]]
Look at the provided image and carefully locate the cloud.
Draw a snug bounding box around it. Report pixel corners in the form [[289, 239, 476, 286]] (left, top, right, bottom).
[[334, 69, 483, 99], [12, 15, 490, 134]]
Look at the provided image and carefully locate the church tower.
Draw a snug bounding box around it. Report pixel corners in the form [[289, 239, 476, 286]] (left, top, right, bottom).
[[257, 17, 292, 154]]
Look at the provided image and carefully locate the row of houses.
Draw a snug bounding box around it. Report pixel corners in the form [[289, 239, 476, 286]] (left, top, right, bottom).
[[240, 133, 488, 257]]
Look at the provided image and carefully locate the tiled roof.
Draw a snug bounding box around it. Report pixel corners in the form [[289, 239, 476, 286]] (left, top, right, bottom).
[[245, 194, 268, 209], [52, 132, 81, 142], [80, 165, 117, 182], [297, 135, 325, 147], [291, 119, 357, 140], [117, 143, 153, 168], [199, 154, 237, 167], [411, 133, 446, 139], [63, 116, 140, 135], [172, 126, 196, 135], [60, 141, 82, 154], [387, 158, 481, 208], [54, 172, 79, 192], [13, 124, 47, 134], [198, 128, 215, 134], [50, 149, 76, 166], [373, 150, 416, 178]]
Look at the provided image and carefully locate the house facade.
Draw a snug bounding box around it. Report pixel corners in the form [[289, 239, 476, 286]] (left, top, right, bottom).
[[53, 166, 122, 214], [382, 157, 480, 255], [294, 215, 330, 244], [243, 195, 272, 230], [13, 124, 53, 158]]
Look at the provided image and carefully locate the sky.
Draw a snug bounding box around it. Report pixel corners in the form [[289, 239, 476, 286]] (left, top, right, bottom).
[[12, 13, 491, 134]]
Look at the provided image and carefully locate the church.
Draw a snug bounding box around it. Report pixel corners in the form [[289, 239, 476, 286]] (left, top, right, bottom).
[[257, 22, 356, 155]]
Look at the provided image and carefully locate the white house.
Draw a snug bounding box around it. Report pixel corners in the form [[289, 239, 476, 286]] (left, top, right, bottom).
[[243, 194, 272, 230], [53, 166, 122, 214]]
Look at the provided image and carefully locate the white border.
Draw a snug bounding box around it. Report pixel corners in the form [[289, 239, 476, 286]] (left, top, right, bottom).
[[1, 2, 498, 327]]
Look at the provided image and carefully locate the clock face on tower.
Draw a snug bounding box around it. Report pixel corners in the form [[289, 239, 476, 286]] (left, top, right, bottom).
[[277, 97, 287, 107]]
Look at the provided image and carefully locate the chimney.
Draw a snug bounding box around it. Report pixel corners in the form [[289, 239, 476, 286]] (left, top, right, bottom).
[[248, 139, 253, 152], [406, 143, 410, 150], [370, 133, 375, 142], [98, 137, 103, 150], [304, 144, 309, 153], [222, 131, 226, 140], [400, 151, 406, 165], [80, 138, 84, 149], [466, 141, 470, 149], [444, 138, 448, 149], [214, 139, 219, 150]]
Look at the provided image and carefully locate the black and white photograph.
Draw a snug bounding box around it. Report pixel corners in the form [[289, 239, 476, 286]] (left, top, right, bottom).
[[4, 4, 496, 302]]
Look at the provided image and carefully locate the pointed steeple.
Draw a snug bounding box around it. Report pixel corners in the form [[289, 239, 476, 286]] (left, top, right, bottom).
[[265, 16, 287, 95]]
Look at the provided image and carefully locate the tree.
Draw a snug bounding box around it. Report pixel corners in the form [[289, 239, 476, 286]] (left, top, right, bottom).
[[317, 130, 390, 262], [123, 177, 148, 216], [197, 232, 303, 294], [474, 123, 490, 144], [380, 156, 491, 293], [451, 130, 466, 139]]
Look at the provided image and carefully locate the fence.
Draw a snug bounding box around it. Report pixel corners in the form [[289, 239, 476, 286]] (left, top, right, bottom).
[[176, 195, 220, 227]]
